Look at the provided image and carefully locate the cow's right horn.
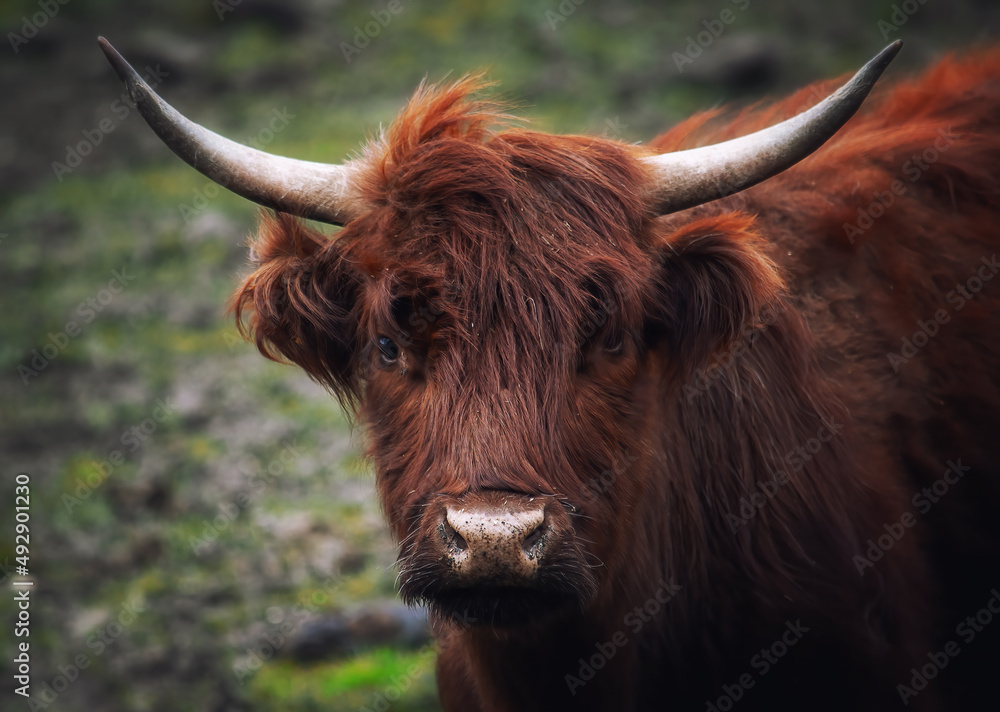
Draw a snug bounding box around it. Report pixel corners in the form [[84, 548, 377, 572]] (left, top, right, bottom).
[[98, 37, 367, 226], [642, 41, 902, 216]]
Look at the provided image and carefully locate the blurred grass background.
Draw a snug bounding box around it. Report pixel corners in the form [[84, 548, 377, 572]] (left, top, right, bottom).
[[0, 1, 996, 710]]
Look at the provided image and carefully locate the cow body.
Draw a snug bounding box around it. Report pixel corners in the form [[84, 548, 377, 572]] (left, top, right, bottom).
[[106, 40, 1000, 710]]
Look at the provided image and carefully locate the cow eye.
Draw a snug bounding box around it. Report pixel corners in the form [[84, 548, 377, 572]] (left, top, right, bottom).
[[376, 336, 400, 364]]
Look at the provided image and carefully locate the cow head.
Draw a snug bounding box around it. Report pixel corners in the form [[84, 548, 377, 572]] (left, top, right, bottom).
[[99, 39, 900, 628]]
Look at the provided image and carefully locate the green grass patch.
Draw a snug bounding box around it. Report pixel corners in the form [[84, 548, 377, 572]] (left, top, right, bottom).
[[250, 647, 440, 712]]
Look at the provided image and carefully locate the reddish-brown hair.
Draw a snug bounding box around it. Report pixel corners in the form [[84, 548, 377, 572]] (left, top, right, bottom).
[[230, 50, 1000, 709]]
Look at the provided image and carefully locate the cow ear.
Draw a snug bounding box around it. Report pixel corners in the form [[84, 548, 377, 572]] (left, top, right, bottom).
[[649, 214, 784, 378], [231, 212, 364, 405]]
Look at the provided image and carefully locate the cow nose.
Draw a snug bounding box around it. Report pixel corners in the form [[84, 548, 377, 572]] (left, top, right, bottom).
[[441, 503, 548, 581]]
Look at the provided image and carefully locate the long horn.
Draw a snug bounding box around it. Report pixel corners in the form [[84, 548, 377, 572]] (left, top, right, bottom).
[[643, 41, 902, 216], [98, 37, 366, 226]]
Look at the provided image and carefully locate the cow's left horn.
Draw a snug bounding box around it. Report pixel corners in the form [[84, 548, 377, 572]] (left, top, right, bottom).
[[98, 37, 367, 226], [643, 41, 902, 216]]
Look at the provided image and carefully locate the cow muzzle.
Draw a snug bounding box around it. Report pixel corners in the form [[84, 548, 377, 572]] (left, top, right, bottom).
[[399, 491, 597, 627], [439, 499, 548, 583]]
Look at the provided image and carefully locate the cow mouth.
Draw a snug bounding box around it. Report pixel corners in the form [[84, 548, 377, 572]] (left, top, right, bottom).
[[425, 585, 581, 628]]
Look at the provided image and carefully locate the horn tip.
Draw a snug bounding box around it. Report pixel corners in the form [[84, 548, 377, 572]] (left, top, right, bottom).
[[845, 41, 903, 102], [97, 36, 140, 89], [871, 40, 904, 73]]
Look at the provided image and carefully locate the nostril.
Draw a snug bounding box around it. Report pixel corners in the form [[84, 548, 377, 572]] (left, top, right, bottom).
[[441, 517, 468, 551], [522, 525, 545, 554]]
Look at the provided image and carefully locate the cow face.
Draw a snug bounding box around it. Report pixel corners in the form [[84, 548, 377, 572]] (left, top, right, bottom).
[[235, 140, 658, 626], [231, 84, 783, 628]]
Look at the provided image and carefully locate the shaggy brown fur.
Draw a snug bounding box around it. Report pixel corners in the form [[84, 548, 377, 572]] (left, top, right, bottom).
[[232, 51, 1000, 710]]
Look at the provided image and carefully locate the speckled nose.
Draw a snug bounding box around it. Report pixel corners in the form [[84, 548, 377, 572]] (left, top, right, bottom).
[[441, 503, 548, 582]]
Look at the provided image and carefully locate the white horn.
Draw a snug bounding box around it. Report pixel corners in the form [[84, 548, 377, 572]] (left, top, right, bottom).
[[643, 41, 902, 216], [98, 37, 367, 226]]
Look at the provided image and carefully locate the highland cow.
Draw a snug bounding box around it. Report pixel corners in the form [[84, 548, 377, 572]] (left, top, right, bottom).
[[100, 38, 1000, 710]]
